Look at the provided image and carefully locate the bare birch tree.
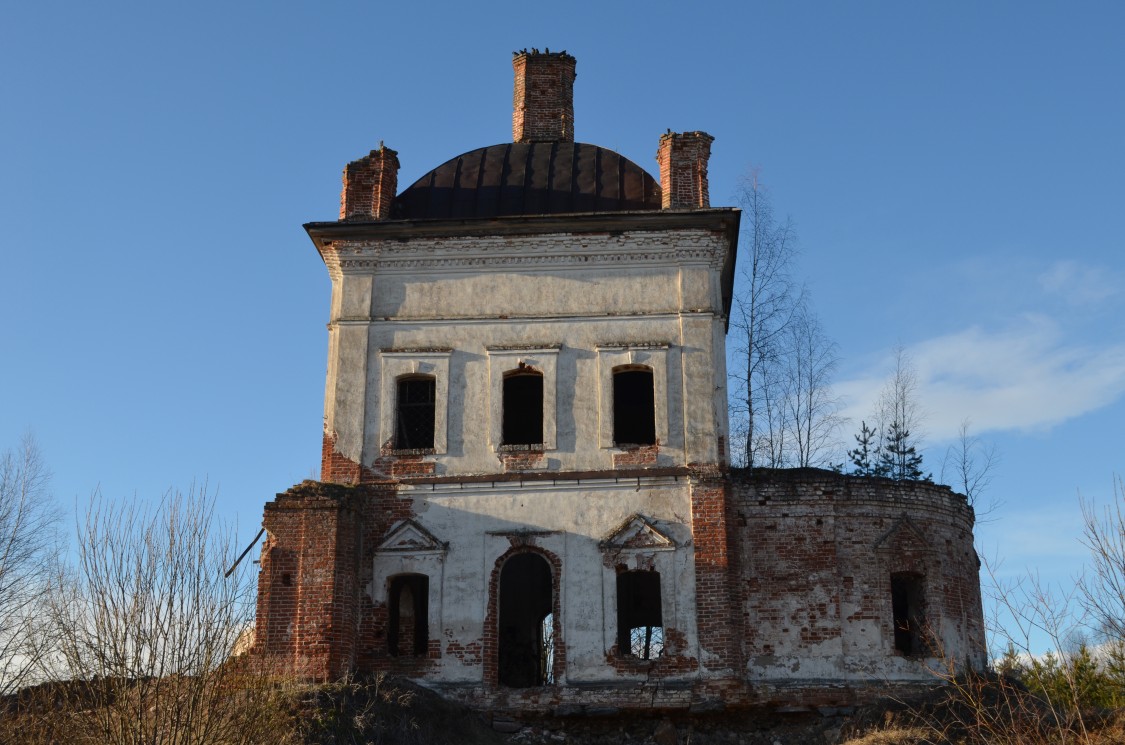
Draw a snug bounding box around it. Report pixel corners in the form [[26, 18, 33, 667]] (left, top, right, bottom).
[[729, 169, 799, 468], [940, 418, 1000, 510], [874, 346, 928, 480], [752, 344, 791, 468], [782, 306, 843, 467], [0, 433, 57, 696]]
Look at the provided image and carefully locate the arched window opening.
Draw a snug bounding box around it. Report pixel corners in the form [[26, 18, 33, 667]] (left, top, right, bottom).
[[617, 570, 663, 660], [891, 572, 926, 657], [498, 553, 554, 687], [613, 368, 656, 446], [395, 376, 435, 449], [502, 370, 543, 446], [388, 574, 429, 657]]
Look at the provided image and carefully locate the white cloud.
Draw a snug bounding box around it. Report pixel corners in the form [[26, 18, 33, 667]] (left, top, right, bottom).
[[837, 315, 1125, 441], [1038, 260, 1119, 305]]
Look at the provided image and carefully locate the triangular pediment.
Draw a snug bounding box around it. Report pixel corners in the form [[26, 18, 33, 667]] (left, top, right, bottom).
[[376, 519, 446, 554], [874, 514, 933, 555], [601, 514, 676, 551]]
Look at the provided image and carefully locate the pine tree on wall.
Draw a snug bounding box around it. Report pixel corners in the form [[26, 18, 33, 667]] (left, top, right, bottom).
[[878, 421, 930, 481], [847, 421, 882, 477]]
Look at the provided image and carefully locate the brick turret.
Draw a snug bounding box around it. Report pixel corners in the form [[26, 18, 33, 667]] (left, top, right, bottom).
[[512, 49, 576, 143], [656, 131, 714, 209], [339, 144, 399, 221]]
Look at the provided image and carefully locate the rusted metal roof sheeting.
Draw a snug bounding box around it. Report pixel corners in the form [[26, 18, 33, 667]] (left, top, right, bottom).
[[395, 142, 662, 220]]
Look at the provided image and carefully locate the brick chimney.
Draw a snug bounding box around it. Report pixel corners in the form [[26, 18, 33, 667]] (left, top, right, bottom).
[[339, 144, 400, 221], [512, 49, 576, 143], [656, 131, 714, 209]]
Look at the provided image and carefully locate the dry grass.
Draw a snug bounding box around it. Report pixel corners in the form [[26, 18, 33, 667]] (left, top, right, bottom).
[[836, 675, 1125, 745], [841, 727, 934, 745]]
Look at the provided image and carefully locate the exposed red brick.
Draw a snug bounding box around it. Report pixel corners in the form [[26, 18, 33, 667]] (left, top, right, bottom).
[[656, 132, 714, 209], [613, 444, 659, 468], [339, 144, 399, 221], [498, 449, 546, 472], [512, 50, 576, 143], [254, 480, 362, 680]]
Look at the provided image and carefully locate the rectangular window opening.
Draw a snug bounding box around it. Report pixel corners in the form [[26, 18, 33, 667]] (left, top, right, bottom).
[[891, 572, 926, 657], [395, 377, 436, 450], [613, 368, 656, 446], [616, 570, 663, 660], [502, 371, 544, 446], [388, 574, 429, 657]]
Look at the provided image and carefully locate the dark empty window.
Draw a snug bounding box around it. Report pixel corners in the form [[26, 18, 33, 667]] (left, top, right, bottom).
[[499, 553, 554, 687], [617, 570, 663, 660], [502, 371, 543, 446], [388, 574, 428, 657], [613, 368, 656, 446], [395, 376, 435, 449], [891, 572, 926, 657]]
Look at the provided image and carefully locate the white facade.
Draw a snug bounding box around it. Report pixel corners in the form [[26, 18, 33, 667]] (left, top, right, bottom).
[[318, 223, 736, 476]]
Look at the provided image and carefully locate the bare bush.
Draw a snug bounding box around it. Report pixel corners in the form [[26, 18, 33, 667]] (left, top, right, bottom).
[[897, 478, 1125, 744], [1079, 476, 1125, 644], [37, 484, 289, 745]]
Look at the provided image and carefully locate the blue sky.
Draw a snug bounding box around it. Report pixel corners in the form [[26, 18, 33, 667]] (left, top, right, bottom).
[[2, 2, 1122, 651]]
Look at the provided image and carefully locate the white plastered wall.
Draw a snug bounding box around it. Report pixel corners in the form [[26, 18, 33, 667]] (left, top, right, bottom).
[[390, 477, 701, 685], [320, 228, 732, 475]]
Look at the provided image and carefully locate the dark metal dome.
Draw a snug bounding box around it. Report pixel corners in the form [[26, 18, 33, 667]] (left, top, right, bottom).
[[394, 142, 662, 220]]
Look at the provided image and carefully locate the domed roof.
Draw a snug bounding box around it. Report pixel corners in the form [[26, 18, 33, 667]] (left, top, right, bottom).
[[394, 142, 662, 220]]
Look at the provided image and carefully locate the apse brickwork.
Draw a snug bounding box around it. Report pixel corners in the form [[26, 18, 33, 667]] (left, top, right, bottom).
[[729, 469, 986, 682]]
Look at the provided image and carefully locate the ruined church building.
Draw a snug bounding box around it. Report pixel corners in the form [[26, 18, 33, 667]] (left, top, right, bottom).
[[254, 50, 985, 711]]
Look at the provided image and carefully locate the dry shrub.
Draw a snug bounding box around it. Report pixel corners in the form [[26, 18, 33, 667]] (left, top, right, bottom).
[[0, 669, 299, 745]]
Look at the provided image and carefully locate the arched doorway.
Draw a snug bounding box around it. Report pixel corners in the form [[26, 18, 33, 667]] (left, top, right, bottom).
[[498, 552, 554, 687]]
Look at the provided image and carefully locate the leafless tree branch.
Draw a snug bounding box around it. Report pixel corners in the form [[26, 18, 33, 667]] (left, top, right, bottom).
[[0, 432, 58, 696]]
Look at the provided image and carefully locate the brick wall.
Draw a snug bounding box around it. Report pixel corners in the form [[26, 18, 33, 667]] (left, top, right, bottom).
[[729, 468, 986, 679], [255, 481, 362, 680], [255, 467, 985, 700], [689, 466, 740, 672]]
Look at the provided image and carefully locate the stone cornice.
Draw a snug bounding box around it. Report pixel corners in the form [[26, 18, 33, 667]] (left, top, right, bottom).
[[309, 209, 740, 327], [319, 227, 723, 267], [306, 208, 739, 243]]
